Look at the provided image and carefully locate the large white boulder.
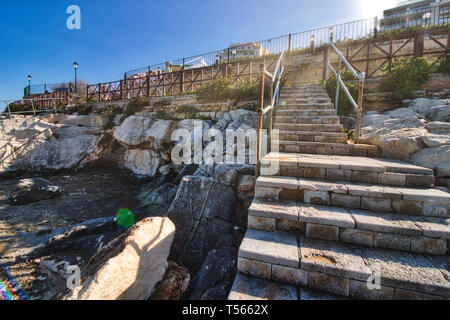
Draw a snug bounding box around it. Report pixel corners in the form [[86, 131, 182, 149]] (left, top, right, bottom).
[[64, 217, 176, 300], [113, 116, 175, 150]]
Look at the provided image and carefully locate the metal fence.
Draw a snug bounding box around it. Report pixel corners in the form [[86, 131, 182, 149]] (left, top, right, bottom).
[[24, 82, 74, 97], [1, 94, 73, 119], [124, 18, 378, 79], [84, 9, 449, 102]]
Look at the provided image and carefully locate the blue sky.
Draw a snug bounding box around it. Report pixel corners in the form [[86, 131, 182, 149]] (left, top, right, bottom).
[[0, 0, 399, 101]]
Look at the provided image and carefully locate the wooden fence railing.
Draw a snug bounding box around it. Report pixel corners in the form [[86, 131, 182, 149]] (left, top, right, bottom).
[[87, 57, 279, 102]]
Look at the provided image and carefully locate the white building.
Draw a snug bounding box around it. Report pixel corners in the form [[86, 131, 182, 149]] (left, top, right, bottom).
[[216, 42, 269, 62], [380, 0, 450, 31]]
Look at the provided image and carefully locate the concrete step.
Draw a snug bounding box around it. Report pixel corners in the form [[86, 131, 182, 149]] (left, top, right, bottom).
[[254, 176, 450, 218], [248, 199, 449, 255], [274, 116, 340, 125], [278, 131, 347, 143], [277, 103, 334, 110], [275, 109, 337, 117], [280, 93, 330, 99], [280, 98, 332, 105], [237, 229, 450, 299], [274, 124, 343, 132], [274, 141, 379, 157], [228, 273, 347, 300], [261, 153, 435, 188]]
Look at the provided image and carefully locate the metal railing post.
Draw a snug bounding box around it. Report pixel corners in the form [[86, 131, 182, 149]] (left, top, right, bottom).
[[7, 103, 12, 119], [288, 34, 292, 52], [268, 78, 274, 154], [335, 55, 341, 110], [355, 74, 365, 144], [255, 64, 265, 179], [31, 100, 36, 116]]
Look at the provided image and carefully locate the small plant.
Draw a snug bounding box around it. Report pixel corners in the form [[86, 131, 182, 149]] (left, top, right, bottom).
[[378, 57, 433, 104], [344, 128, 354, 140], [434, 53, 450, 75], [155, 110, 176, 120], [123, 97, 147, 118], [323, 71, 358, 116]]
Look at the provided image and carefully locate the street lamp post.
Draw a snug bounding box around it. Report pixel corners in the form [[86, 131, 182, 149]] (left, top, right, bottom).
[[27, 75, 32, 96], [73, 62, 78, 93]]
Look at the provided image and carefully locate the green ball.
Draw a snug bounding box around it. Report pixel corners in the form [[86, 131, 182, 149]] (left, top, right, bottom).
[[116, 208, 135, 228]]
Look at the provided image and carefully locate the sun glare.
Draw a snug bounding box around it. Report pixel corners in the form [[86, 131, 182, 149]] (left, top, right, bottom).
[[357, 0, 400, 18]]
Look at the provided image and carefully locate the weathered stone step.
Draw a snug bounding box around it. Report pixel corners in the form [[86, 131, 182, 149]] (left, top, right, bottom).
[[261, 153, 435, 188], [228, 273, 347, 300], [274, 116, 340, 125], [254, 176, 450, 218], [248, 199, 449, 255], [277, 103, 334, 110], [274, 123, 343, 132], [274, 141, 379, 157], [281, 98, 332, 105], [280, 94, 330, 99], [278, 131, 347, 143], [237, 229, 450, 299], [276, 109, 337, 117]]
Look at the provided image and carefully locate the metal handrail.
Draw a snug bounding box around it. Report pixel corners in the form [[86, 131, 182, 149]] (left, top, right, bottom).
[[325, 43, 365, 143], [0, 97, 73, 119], [255, 51, 286, 178]]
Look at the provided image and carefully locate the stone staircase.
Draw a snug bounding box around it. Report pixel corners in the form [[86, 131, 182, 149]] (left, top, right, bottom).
[[229, 84, 450, 300]]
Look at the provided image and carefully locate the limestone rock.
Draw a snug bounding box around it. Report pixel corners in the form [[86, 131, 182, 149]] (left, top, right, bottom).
[[228, 109, 257, 127], [64, 217, 175, 300], [113, 116, 175, 150], [427, 122, 450, 134], [149, 261, 190, 300], [9, 178, 62, 205], [123, 149, 162, 177], [428, 105, 450, 122], [412, 145, 450, 178]]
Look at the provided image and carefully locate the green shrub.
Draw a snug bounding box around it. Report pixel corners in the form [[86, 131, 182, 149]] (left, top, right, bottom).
[[123, 97, 147, 118], [323, 71, 358, 116], [196, 77, 233, 101], [232, 79, 259, 101], [434, 53, 450, 75], [103, 105, 123, 130], [378, 57, 433, 104]]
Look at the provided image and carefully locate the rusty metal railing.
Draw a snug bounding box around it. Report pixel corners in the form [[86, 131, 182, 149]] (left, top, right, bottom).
[[325, 42, 365, 143], [255, 51, 286, 178]]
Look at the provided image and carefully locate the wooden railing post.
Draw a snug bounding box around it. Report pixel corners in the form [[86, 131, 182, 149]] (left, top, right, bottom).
[[120, 80, 123, 100], [268, 78, 274, 154], [255, 64, 265, 179], [98, 84, 101, 102], [147, 74, 151, 97], [355, 76, 365, 144]]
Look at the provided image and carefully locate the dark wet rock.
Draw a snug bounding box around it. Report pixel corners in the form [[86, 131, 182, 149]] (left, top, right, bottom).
[[9, 178, 62, 205], [186, 249, 237, 300], [168, 176, 236, 272], [213, 164, 254, 187], [33, 217, 124, 261]]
